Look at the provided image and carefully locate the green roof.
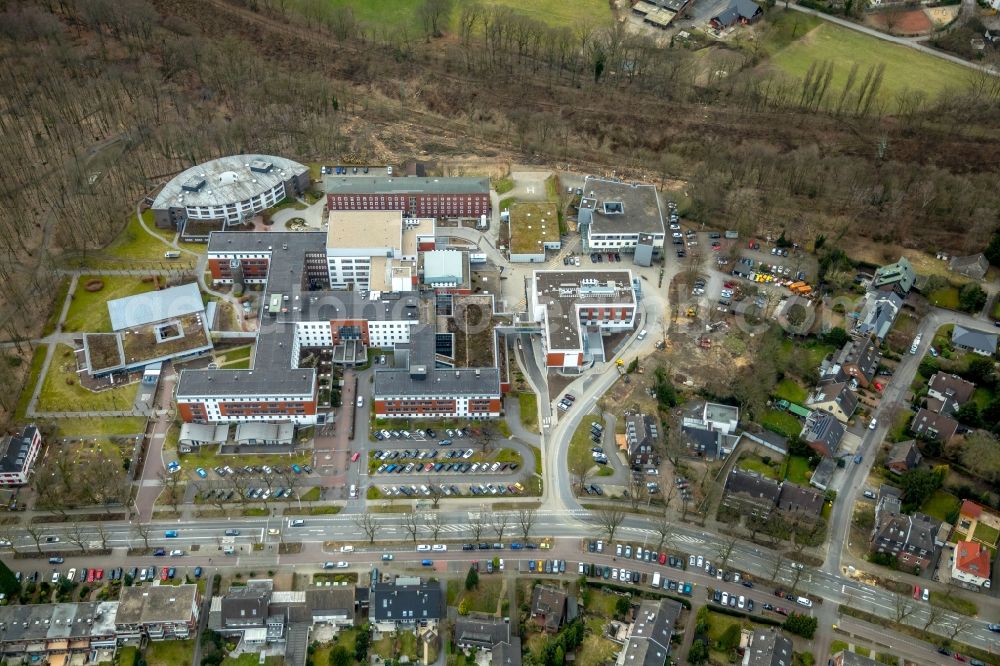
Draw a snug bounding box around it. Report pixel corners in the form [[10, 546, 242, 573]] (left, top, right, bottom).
[[509, 202, 559, 255]]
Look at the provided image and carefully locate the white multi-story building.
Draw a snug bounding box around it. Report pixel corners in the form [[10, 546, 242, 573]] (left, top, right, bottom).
[[577, 177, 665, 264], [325, 210, 434, 291], [0, 425, 41, 486]]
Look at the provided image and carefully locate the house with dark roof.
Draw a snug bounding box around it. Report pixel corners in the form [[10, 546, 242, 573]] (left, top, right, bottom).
[[209, 581, 287, 647], [831, 337, 881, 388], [871, 257, 916, 296], [743, 628, 793, 666], [952, 540, 992, 589], [454, 615, 511, 651], [854, 291, 903, 341], [870, 491, 942, 572], [492, 637, 522, 666], [530, 586, 568, 633], [910, 408, 959, 444], [777, 483, 825, 517], [371, 577, 442, 630], [722, 469, 781, 518], [800, 409, 845, 457], [885, 440, 922, 474], [949, 253, 989, 280], [616, 598, 682, 666], [0, 424, 42, 487], [805, 382, 857, 423], [830, 650, 880, 666], [681, 424, 723, 461], [951, 325, 998, 356], [710, 0, 762, 28], [927, 372, 975, 414], [625, 412, 659, 468]]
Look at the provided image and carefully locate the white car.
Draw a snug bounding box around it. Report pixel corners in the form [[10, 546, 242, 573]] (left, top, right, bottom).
[[869, 418, 877, 430], [432, 544, 447, 552], [696, 555, 704, 569], [688, 554, 696, 566], [416, 544, 431, 552], [738, 595, 746, 609], [612, 569, 619, 580], [169, 549, 185, 556], [499, 559, 505, 571], [67, 568, 76, 581], [462, 449, 475, 459], [578, 562, 585, 574], [340, 545, 354, 553], [721, 592, 729, 606], [922, 588, 929, 602], [336, 561, 349, 569], [51, 571, 61, 584]]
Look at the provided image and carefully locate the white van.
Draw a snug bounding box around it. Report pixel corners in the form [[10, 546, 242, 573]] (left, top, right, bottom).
[[357, 396, 364, 408], [651, 572, 661, 589], [796, 596, 813, 608]]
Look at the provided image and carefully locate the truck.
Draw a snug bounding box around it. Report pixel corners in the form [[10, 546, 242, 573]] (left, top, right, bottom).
[[616, 359, 625, 376]]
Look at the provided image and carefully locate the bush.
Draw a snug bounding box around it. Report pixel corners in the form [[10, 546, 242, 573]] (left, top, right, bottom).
[[465, 566, 479, 591], [783, 612, 818, 638]]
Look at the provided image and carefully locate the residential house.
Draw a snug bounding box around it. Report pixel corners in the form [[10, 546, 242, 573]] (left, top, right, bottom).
[[722, 470, 781, 518], [625, 412, 659, 468], [949, 254, 989, 280], [885, 440, 922, 474], [927, 373, 975, 414], [742, 627, 793, 666], [854, 291, 903, 341], [952, 540, 992, 589], [492, 637, 523, 666], [809, 457, 837, 491], [616, 599, 683, 666], [871, 257, 916, 296], [829, 651, 879, 666], [956, 499, 1000, 550], [831, 337, 881, 388], [0, 424, 42, 487], [951, 325, 998, 356], [209, 581, 288, 648], [0, 601, 119, 663], [800, 409, 846, 457], [681, 424, 723, 461], [777, 483, 825, 518], [910, 408, 959, 444], [710, 0, 762, 28], [370, 577, 442, 631], [869, 488, 942, 572], [454, 615, 512, 652], [115, 585, 200, 642], [530, 585, 568, 633], [178, 423, 230, 452], [805, 382, 857, 423], [304, 588, 357, 628]]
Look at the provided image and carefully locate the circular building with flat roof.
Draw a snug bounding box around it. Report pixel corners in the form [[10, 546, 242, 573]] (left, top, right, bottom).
[[151, 154, 311, 232]]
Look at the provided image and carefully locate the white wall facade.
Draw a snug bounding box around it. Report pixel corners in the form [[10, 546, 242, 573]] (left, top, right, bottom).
[[187, 182, 286, 224]]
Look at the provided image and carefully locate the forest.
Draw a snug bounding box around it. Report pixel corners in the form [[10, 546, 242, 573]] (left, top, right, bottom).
[[0, 0, 997, 380]]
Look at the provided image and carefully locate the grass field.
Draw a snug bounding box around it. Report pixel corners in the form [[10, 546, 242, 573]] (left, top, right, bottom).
[[453, 577, 503, 614], [579, 617, 619, 666], [569, 415, 604, 477], [784, 455, 812, 485], [920, 489, 960, 522], [773, 377, 808, 404], [762, 11, 976, 107], [144, 639, 195, 666], [311, 0, 611, 31], [52, 416, 148, 437], [738, 455, 781, 480], [63, 275, 157, 332], [518, 392, 538, 432], [38, 344, 139, 412], [973, 521, 1000, 547], [761, 409, 803, 438], [95, 212, 194, 266], [14, 345, 46, 419], [927, 286, 961, 310]]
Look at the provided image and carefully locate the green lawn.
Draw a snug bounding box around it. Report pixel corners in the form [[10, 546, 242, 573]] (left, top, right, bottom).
[[578, 617, 619, 666], [313, 0, 610, 31], [92, 212, 194, 267], [310, 629, 361, 666], [569, 415, 604, 476], [42, 278, 72, 337], [762, 11, 976, 107], [144, 639, 196, 666], [776, 338, 834, 378], [829, 640, 849, 655], [584, 589, 622, 618], [63, 275, 157, 332], [14, 344, 47, 419], [773, 377, 808, 404], [992, 298, 1000, 320], [920, 489, 960, 522], [785, 455, 812, 485], [927, 286, 961, 310], [971, 387, 993, 410], [373, 631, 418, 662], [973, 521, 1000, 547], [761, 409, 803, 438], [53, 416, 148, 437], [494, 177, 514, 194], [455, 578, 503, 614], [221, 655, 284, 666], [38, 344, 139, 412], [518, 392, 538, 432], [739, 456, 781, 480]]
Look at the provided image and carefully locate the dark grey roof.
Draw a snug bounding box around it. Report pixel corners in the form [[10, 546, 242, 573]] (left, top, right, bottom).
[[620, 599, 682, 666], [886, 440, 922, 471], [927, 372, 975, 407], [777, 483, 824, 516], [831, 650, 879, 666], [872, 510, 940, 556], [744, 628, 793, 666], [809, 457, 837, 490], [370, 580, 442, 622], [910, 408, 959, 442], [682, 424, 721, 458], [530, 585, 567, 631], [835, 337, 880, 381], [177, 365, 315, 398], [324, 176, 488, 196], [492, 637, 522, 666], [454, 616, 511, 648], [802, 410, 845, 455], [220, 586, 270, 629], [949, 254, 989, 280], [725, 469, 781, 504], [581, 178, 664, 236], [152, 154, 309, 210], [952, 325, 997, 354], [0, 601, 119, 642], [207, 230, 325, 255], [0, 425, 37, 475], [807, 381, 858, 419], [305, 588, 356, 617]]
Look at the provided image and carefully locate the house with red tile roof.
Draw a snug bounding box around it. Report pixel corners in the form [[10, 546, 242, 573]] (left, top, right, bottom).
[[951, 540, 992, 589]]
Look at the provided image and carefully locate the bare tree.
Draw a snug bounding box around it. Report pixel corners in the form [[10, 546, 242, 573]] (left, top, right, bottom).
[[158, 469, 183, 513], [516, 508, 537, 541], [716, 535, 739, 570], [947, 615, 974, 641], [230, 474, 251, 510], [652, 511, 675, 552], [401, 511, 421, 543], [893, 592, 915, 623], [490, 512, 509, 541], [427, 478, 443, 509], [470, 516, 486, 541], [627, 475, 648, 511], [94, 522, 109, 551], [922, 603, 945, 631], [789, 565, 805, 594], [595, 508, 626, 544], [134, 521, 151, 550], [417, 0, 455, 39], [768, 552, 786, 582], [428, 513, 444, 540], [24, 525, 44, 554], [569, 456, 592, 495], [354, 513, 379, 544], [479, 423, 498, 454], [66, 524, 89, 554]]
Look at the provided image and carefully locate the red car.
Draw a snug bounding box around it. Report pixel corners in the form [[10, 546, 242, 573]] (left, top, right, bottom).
[[775, 607, 789, 616], [86, 569, 96, 583], [954, 655, 966, 662], [160, 568, 168, 581], [95, 568, 103, 581], [658, 552, 667, 565], [913, 585, 921, 599], [351, 452, 360, 462], [874, 382, 884, 391], [724, 281, 735, 289]]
